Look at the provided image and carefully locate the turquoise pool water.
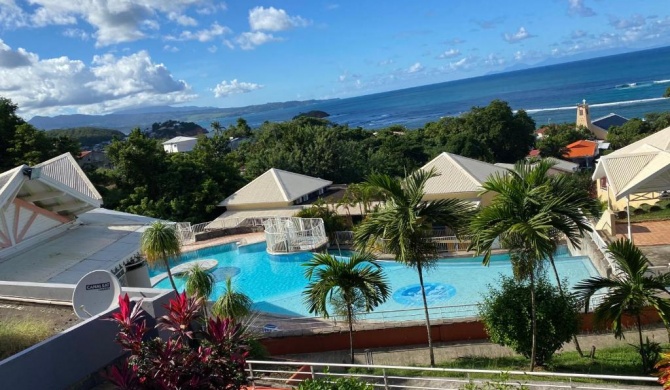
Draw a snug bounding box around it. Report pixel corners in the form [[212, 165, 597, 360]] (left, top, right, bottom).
[[151, 242, 599, 319]]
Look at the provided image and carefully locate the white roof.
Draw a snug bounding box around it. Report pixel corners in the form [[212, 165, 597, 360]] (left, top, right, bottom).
[[162, 136, 197, 144], [219, 168, 332, 206], [0, 208, 157, 283], [216, 207, 303, 220], [496, 158, 578, 174], [0, 153, 102, 218], [420, 152, 507, 195], [593, 126, 670, 200]]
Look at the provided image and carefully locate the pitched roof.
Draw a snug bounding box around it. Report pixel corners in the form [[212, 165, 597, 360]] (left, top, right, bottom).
[[593, 126, 670, 199], [219, 168, 332, 206], [564, 140, 598, 159], [592, 113, 629, 130], [162, 136, 197, 144], [496, 157, 579, 174], [0, 153, 102, 218], [419, 152, 507, 194]]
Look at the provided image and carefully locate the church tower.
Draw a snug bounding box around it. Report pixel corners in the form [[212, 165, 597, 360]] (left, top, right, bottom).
[[576, 99, 591, 129], [576, 99, 608, 140]]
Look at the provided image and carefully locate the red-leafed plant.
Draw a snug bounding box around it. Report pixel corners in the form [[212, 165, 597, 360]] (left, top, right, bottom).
[[657, 353, 670, 389], [106, 292, 249, 390]]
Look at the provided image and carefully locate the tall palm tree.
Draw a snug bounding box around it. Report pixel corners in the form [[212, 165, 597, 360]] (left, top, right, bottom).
[[303, 252, 390, 364], [575, 239, 670, 372], [354, 168, 473, 367], [185, 264, 215, 318], [141, 221, 181, 292], [469, 160, 591, 371], [212, 277, 253, 321]]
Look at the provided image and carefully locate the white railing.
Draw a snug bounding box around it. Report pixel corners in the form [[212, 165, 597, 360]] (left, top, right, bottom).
[[587, 222, 623, 276], [264, 217, 328, 254], [245, 360, 657, 390]]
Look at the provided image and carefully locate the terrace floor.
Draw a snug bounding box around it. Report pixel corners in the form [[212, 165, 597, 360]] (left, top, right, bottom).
[[614, 220, 670, 267]]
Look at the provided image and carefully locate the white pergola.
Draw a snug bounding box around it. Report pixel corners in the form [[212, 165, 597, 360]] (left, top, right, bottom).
[[592, 126, 670, 242]]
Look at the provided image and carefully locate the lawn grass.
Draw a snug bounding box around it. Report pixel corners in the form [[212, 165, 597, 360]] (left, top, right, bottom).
[[0, 319, 54, 360], [628, 207, 670, 222], [350, 344, 658, 386]]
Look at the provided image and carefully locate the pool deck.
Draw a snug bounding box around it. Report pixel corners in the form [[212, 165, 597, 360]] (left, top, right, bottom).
[[181, 232, 266, 253]]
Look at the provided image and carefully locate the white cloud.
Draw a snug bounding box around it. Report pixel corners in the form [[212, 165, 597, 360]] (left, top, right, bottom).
[[609, 14, 646, 30], [207, 45, 217, 53], [571, 29, 588, 39], [63, 28, 89, 40], [0, 39, 35, 68], [196, 2, 226, 15], [248, 6, 309, 32], [167, 22, 231, 42], [163, 44, 179, 52], [484, 53, 505, 66], [168, 12, 197, 27], [407, 62, 423, 73], [378, 59, 394, 66], [503, 27, 535, 43], [1, 0, 214, 46], [236, 31, 281, 50], [449, 56, 475, 71], [437, 49, 460, 59], [0, 43, 193, 115], [568, 0, 596, 17], [212, 79, 263, 98]]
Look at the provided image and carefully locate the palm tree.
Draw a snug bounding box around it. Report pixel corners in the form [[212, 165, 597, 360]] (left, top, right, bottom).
[[185, 264, 215, 318], [469, 160, 591, 371], [141, 221, 181, 292], [354, 168, 474, 367], [575, 239, 670, 372], [303, 252, 390, 364], [212, 277, 253, 321]]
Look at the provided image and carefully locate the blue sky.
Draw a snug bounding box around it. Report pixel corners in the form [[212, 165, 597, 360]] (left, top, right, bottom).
[[1, 0, 669, 117]]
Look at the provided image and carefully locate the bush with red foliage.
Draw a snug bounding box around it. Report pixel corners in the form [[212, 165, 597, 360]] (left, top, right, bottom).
[[106, 292, 249, 390]]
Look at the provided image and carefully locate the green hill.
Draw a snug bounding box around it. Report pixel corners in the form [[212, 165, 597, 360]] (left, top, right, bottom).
[[47, 127, 125, 148]]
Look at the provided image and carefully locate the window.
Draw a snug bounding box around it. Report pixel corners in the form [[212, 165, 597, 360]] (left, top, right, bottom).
[[600, 177, 607, 190]]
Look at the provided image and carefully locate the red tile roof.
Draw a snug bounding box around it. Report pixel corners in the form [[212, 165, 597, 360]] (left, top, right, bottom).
[[528, 149, 540, 157], [564, 140, 598, 159], [78, 150, 92, 159]]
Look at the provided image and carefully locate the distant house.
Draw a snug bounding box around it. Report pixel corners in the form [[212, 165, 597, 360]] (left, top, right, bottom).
[[77, 150, 110, 168], [162, 136, 198, 153], [563, 140, 599, 168], [576, 100, 629, 140], [216, 168, 333, 221]]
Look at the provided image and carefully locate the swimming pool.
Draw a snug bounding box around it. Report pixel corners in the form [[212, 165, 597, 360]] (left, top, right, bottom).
[[151, 242, 599, 320]]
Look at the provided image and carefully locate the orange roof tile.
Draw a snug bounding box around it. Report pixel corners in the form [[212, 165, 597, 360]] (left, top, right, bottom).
[[564, 140, 598, 159], [528, 149, 540, 157]]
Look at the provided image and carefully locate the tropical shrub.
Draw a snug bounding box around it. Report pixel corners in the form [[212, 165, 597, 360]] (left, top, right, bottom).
[[479, 276, 579, 366], [298, 376, 373, 390], [105, 293, 249, 390], [649, 205, 663, 212]]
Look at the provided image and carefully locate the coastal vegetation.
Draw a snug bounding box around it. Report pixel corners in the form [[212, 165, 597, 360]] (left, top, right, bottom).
[[45, 127, 124, 148], [575, 239, 670, 373], [303, 252, 390, 364], [184, 264, 215, 317], [354, 169, 474, 367], [469, 160, 592, 370], [211, 277, 253, 321]]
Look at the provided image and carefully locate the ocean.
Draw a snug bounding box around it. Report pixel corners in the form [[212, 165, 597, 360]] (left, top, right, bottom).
[[210, 45, 670, 130]]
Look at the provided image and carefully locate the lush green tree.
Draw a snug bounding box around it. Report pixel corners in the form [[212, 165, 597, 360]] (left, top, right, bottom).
[[46, 127, 124, 148], [480, 276, 579, 366], [536, 124, 592, 158], [141, 221, 181, 292], [303, 252, 390, 363], [444, 131, 494, 161], [607, 118, 653, 150], [575, 239, 670, 372], [424, 100, 535, 163], [469, 160, 591, 370], [354, 169, 474, 367], [185, 264, 215, 317], [212, 277, 253, 321], [295, 201, 348, 238], [664, 87, 670, 98]]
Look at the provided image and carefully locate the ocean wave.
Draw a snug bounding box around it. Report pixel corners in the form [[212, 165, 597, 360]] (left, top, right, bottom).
[[615, 79, 670, 89], [524, 97, 669, 114], [653, 79, 670, 84]]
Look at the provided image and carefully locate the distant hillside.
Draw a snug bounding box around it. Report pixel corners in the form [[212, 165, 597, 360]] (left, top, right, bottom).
[[149, 120, 207, 138], [28, 99, 337, 132], [46, 127, 125, 148]]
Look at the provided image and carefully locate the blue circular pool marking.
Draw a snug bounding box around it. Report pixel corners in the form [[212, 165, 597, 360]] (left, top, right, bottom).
[[393, 283, 457, 306], [211, 266, 241, 281]]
